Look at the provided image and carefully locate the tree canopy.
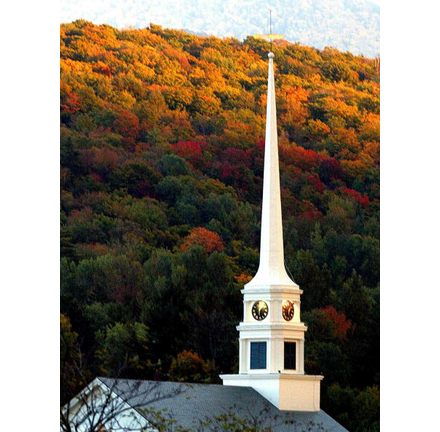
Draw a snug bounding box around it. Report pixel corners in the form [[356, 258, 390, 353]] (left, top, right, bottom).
[[61, 20, 379, 432]]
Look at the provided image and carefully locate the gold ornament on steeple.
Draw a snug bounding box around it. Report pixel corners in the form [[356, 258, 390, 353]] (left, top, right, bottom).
[[252, 9, 285, 51]]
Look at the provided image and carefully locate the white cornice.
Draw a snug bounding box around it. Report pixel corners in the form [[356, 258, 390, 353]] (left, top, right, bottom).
[[220, 373, 323, 381], [237, 322, 307, 332], [241, 286, 303, 295]]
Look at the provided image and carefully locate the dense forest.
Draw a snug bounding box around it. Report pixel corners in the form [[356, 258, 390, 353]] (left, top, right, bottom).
[[60, 20, 379, 432]]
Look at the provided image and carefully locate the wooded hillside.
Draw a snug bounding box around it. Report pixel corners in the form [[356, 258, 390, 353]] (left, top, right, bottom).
[[61, 20, 379, 432]]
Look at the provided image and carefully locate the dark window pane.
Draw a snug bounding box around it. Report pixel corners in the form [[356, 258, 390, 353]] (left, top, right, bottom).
[[284, 341, 296, 370], [250, 342, 267, 369]]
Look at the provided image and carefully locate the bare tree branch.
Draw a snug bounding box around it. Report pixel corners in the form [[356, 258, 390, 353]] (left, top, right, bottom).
[[61, 376, 188, 432]]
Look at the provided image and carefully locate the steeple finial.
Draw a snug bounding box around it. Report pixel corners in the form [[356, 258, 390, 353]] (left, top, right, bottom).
[[252, 9, 284, 51], [246, 46, 297, 289], [270, 8, 272, 51]]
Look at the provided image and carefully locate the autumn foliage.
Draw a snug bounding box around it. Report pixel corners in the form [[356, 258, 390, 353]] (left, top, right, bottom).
[[320, 305, 353, 340], [60, 20, 379, 432], [181, 227, 224, 253]]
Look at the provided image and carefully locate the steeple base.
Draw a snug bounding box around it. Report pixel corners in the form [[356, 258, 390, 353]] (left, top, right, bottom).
[[220, 373, 323, 412]]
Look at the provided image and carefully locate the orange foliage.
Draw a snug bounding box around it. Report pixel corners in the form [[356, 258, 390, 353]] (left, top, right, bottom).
[[330, 127, 361, 154], [282, 86, 310, 109], [161, 110, 195, 143], [163, 47, 191, 71], [341, 159, 368, 179], [191, 89, 222, 114], [92, 61, 112, 77], [304, 119, 331, 141], [62, 91, 81, 114], [61, 81, 81, 114], [359, 113, 380, 142], [181, 227, 224, 253], [361, 141, 380, 165], [235, 273, 252, 284]]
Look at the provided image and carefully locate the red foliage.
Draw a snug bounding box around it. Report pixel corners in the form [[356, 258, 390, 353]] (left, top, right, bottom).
[[172, 141, 207, 170], [307, 175, 325, 193], [220, 163, 233, 179], [318, 158, 345, 182], [113, 110, 140, 140], [282, 146, 324, 171], [172, 141, 202, 158], [181, 227, 224, 253], [90, 173, 103, 182], [220, 148, 251, 168], [300, 210, 323, 221], [256, 138, 265, 152], [61, 91, 81, 114], [320, 306, 353, 340], [341, 187, 370, 207]]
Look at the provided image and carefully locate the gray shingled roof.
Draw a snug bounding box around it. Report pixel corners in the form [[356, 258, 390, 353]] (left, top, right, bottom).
[[98, 378, 349, 432]]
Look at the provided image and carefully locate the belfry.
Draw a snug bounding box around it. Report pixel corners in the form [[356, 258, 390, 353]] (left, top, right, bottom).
[[220, 52, 323, 411]]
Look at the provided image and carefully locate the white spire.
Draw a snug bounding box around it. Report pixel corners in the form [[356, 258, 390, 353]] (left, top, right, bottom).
[[246, 52, 298, 288], [221, 52, 322, 413]]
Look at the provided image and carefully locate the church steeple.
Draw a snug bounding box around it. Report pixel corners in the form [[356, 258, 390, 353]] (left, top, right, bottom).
[[246, 52, 297, 288], [221, 52, 323, 412]]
